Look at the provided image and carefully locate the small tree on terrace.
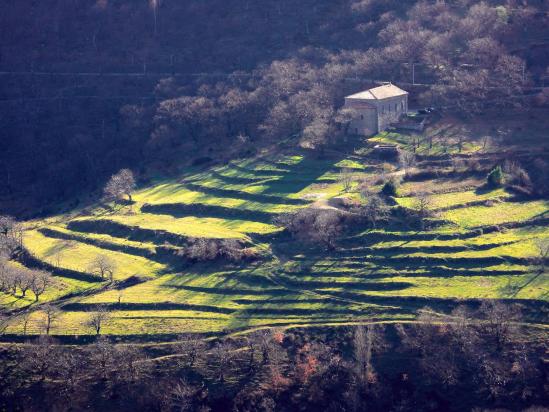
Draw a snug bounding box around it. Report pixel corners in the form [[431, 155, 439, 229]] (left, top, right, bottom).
[[103, 169, 136, 202], [534, 239, 549, 273], [313, 210, 343, 250], [358, 194, 390, 229], [85, 306, 110, 336], [399, 150, 416, 173], [88, 255, 116, 281], [0, 313, 11, 335], [30, 270, 52, 301], [487, 166, 504, 188], [339, 168, 354, 193], [381, 179, 400, 197], [16, 269, 33, 297], [41, 304, 61, 335], [415, 193, 433, 230]]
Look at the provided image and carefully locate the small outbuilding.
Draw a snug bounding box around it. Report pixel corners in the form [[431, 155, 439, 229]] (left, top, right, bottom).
[[344, 83, 408, 136]]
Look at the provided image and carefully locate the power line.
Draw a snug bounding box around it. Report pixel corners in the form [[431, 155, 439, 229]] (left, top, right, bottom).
[[0, 95, 158, 103], [0, 71, 251, 77]]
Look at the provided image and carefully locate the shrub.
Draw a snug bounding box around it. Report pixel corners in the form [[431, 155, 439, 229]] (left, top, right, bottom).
[[486, 166, 504, 187], [503, 161, 532, 189], [381, 179, 399, 197], [183, 238, 253, 262], [274, 208, 345, 250]]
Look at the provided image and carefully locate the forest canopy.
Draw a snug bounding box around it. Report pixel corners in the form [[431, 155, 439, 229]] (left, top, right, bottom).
[[0, 0, 548, 216]]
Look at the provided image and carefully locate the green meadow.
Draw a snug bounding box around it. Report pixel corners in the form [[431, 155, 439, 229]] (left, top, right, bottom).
[[3, 136, 548, 339]]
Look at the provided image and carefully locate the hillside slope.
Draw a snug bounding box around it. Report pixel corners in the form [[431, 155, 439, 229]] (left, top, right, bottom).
[[3, 126, 548, 340]]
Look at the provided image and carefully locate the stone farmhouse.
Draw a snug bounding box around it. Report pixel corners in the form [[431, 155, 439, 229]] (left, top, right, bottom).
[[344, 83, 408, 136]]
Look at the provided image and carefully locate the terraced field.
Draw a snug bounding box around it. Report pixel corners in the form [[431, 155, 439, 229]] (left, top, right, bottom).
[[3, 141, 549, 339]]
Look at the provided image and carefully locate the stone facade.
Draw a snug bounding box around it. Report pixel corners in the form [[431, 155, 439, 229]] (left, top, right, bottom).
[[344, 84, 408, 136]]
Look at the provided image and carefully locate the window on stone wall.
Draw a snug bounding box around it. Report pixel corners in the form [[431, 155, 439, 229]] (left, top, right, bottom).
[[401, 101, 404, 110], [382, 106, 385, 114], [395, 103, 398, 111], [360, 114, 364, 120]]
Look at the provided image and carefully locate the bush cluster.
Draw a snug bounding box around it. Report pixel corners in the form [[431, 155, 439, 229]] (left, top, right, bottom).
[[180, 238, 257, 262]]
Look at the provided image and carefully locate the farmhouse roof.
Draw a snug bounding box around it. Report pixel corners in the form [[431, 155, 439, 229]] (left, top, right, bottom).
[[346, 83, 408, 100]]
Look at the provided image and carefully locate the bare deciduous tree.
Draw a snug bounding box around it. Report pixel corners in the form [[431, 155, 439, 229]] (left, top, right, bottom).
[[85, 306, 111, 335], [176, 335, 206, 368], [275, 209, 345, 250], [169, 378, 198, 412], [103, 169, 136, 202], [210, 340, 235, 383], [87, 336, 116, 380], [22, 335, 57, 381], [399, 150, 416, 173], [339, 168, 354, 193], [0, 313, 11, 335], [356, 194, 390, 228], [353, 323, 385, 388], [533, 240, 549, 273], [30, 270, 52, 301], [16, 269, 33, 297], [88, 255, 116, 281], [0, 258, 10, 292], [114, 345, 148, 384], [479, 301, 521, 350], [415, 193, 433, 230], [335, 106, 360, 139], [313, 210, 344, 250], [20, 311, 33, 335], [0, 215, 24, 257], [41, 304, 61, 335]]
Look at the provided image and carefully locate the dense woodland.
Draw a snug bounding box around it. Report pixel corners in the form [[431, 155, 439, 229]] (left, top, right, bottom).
[[1, 0, 548, 216], [1, 307, 548, 412]]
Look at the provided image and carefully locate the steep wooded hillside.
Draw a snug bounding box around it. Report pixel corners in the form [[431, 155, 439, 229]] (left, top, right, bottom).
[[1, 0, 548, 216]]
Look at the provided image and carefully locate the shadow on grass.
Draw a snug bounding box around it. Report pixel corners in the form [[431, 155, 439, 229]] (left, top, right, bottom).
[[62, 302, 237, 314], [232, 297, 335, 305], [210, 170, 274, 185], [239, 306, 405, 316], [183, 183, 308, 206], [336, 241, 519, 256], [160, 284, 291, 296], [141, 203, 276, 224], [261, 153, 345, 195], [319, 290, 549, 321], [39, 228, 163, 262], [287, 266, 528, 279], [226, 163, 291, 176], [278, 275, 413, 291], [68, 219, 211, 247], [19, 249, 101, 283]]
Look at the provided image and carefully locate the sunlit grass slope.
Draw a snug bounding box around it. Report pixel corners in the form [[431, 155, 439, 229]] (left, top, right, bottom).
[[4, 148, 548, 338]]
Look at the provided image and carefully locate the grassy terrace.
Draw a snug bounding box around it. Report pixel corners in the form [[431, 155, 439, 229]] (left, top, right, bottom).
[[3, 137, 549, 339]]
